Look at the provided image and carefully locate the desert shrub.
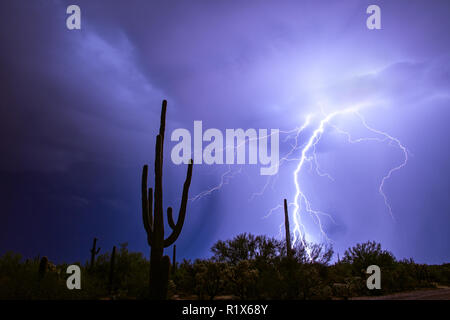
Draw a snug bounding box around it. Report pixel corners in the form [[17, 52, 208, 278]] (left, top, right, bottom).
[[211, 233, 283, 265], [292, 241, 334, 265], [389, 260, 418, 291], [89, 243, 149, 299], [114, 243, 149, 298], [227, 260, 259, 299], [1, 236, 448, 300], [172, 259, 196, 296], [429, 263, 450, 285], [0, 252, 37, 299], [0, 252, 96, 299], [193, 259, 227, 300], [343, 241, 396, 275], [210, 234, 334, 300], [253, 261, 281, 299]]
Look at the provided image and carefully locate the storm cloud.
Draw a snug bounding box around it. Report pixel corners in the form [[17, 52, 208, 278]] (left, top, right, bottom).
[[0, 0, 448, 264]]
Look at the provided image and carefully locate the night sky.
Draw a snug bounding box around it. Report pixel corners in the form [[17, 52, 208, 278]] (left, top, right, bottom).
[[0, 0, 449, 265]]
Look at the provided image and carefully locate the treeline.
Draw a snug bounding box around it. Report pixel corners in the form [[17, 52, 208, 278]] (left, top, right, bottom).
[[0, 233, 449, 300]]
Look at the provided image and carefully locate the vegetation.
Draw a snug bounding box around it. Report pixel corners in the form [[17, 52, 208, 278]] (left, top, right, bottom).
[[0, 236, 448, 300]]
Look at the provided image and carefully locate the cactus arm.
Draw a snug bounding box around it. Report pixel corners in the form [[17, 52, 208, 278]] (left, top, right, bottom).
[[167, 207, 176, 229], [90, 238, 98, 254], [158, 100, 167, 187], [141, 164, 150, 233], [154, 134, 164, 243], [159, 100, 167, 142], [142, 165, 154, 245], [96, 248, 101, 254], [153, 100, 167, 245], [148, 187, 153, 231], [164, 159, 193, 247], [147, 186, 154, 245]]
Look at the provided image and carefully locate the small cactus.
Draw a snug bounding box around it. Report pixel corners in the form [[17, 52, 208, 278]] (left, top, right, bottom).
[[89, 237, 101, 270], [284, 199, 292, 258]]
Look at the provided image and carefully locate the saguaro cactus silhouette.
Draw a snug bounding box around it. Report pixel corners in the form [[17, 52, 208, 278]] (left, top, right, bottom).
[[142, 100, 193, 299], [284, 199, 292, 258], [89, 237, 101, 270]]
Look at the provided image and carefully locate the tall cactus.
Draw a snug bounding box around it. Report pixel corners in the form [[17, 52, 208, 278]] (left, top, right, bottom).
[[142, 100, 193, 299], [284, 199, 292, 258], [89, 237, 101, 270]]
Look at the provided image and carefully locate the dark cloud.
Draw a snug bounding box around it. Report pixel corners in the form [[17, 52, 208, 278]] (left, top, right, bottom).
[[0, 0, 448, 263]]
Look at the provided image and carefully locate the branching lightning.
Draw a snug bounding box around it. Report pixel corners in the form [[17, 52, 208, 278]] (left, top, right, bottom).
[[187, 104, 409, 258], [189, 165, 242, 201], [280, 106, 408, 257]]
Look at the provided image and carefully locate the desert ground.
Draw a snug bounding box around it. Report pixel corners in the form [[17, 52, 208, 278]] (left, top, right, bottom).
[[352, 286, 450, 300]]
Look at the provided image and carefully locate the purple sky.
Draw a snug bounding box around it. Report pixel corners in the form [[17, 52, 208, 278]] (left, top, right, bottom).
[[0, 0, 449, 264]]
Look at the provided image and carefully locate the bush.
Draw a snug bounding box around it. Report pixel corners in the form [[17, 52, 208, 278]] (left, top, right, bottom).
[[0, 236, 445, 299]]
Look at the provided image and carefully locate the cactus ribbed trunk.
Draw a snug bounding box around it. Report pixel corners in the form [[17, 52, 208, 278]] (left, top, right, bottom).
[[161, 255, 171, 298], [284, 199, 292, 258], [149, 127, 165, 299], [142, 100, 193, 300]]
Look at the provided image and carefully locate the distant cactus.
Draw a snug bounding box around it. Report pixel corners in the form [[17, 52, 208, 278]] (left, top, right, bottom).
[[284, 199, 292, 258], [108, 246, 116, 294], [38, 256, 49, 280], [89, 237, 101, 270], [141, 100, 193, 299]]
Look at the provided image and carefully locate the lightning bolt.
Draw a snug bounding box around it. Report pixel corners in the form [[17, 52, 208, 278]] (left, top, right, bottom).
[[250, 115, 313, 201], [190, 126, 302, 202], [354, 111, 408, 221], [189, 165, 242, 201], [290, 108, 359, 252], [288, 106, 409, 257], [186, 104, 409, 261]]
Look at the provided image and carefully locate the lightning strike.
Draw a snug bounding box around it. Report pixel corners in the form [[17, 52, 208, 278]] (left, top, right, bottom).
[[186, 104, 408, 261], [189, 165, 241, 202], [289, 106, 409, 255], [291, 108, 359, 252]]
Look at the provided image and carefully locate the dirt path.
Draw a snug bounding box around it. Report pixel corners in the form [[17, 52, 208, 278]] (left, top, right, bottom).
[[352, 286, 450, 300]]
